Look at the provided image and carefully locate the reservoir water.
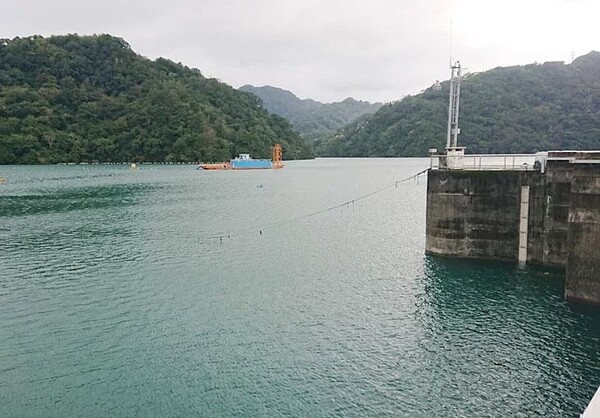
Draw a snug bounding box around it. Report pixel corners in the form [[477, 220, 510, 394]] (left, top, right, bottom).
[[1, 158, 599, 417]]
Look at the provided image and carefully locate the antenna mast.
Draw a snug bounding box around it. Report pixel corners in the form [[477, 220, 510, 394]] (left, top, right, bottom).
[[446, 61, 462, 149]]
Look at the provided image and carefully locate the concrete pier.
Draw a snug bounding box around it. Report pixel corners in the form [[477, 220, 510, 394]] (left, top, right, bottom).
[[565, 163, 600, 304], [426, 151, 600, 304]]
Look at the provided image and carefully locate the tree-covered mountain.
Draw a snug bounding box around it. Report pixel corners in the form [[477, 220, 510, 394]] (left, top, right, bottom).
[[0, 34, 313, 164], [239, 85, 382, 141], [316, 52, 600, 157]]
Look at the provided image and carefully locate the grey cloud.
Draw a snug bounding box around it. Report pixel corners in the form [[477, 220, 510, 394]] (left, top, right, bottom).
[[2, 0, 597, 102]]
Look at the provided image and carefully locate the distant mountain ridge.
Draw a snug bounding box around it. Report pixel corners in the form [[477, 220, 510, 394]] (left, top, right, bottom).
[[315, 52, 600, 157], [239, 85, 382, 140]]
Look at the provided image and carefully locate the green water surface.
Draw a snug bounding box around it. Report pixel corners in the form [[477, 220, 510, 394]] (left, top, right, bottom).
[[1, 159, 599, 417]]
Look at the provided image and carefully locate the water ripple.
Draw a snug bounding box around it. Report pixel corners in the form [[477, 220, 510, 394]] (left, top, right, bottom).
[[1, 161, 599, 417]]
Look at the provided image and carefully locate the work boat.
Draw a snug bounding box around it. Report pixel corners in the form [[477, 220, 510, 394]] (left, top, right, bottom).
[[198, 144, 284, 170], [229, 153, 272, 169]]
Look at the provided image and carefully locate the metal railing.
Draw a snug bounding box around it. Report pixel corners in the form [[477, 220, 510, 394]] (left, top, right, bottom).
[[431, 154, 538, 171]]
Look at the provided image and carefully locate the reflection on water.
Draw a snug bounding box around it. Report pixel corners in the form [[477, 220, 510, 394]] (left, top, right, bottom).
[[418, 257, 600, 416], [0, 183, 154, 217], [0, 161, 599, 417]]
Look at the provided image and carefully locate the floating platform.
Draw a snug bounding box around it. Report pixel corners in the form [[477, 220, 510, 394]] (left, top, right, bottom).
[[198, 144, 284, 171]]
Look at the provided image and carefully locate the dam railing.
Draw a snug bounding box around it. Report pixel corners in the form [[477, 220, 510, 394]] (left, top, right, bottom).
[[430, 153, 539, 171]]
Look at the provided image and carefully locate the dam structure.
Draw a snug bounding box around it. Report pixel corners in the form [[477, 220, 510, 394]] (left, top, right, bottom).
[[426, 149, 600, 305], [425, 61, 600, 305]]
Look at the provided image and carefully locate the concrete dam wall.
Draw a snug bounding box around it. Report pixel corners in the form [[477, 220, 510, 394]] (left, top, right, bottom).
[[426, 156, 600, 304]]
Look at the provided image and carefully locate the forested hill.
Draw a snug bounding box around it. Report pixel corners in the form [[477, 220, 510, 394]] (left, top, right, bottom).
[[0, 34, 313, 164], [316, 52, 600, 157], [239, 85, 382, 141]]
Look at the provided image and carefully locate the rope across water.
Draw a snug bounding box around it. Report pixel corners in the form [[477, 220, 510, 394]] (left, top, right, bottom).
[[207, 168, 430, 243]]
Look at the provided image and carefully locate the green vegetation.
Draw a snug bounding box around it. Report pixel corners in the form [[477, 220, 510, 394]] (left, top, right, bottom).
[[0, 34, 313, 164], [316, 52, 600, 156], [239, 85, 382, 141]]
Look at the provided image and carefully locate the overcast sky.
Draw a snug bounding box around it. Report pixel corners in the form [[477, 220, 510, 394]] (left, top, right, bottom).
[[3, 0, 600, 103]]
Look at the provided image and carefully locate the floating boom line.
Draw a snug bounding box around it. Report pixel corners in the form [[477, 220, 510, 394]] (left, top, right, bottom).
[[205, 168, 430, 243]]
